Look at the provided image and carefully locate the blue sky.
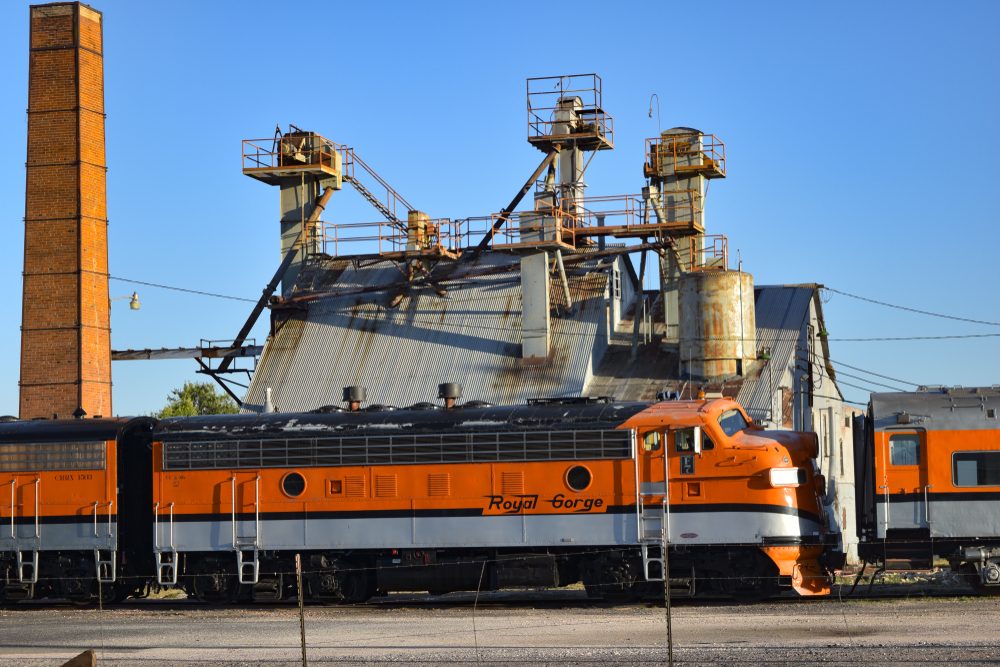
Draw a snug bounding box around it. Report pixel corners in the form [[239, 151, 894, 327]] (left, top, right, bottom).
[[1, 0, 997, 416]]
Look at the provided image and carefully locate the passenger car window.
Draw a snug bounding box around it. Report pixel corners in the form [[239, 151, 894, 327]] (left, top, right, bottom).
[[718, 410, 749, 437], [953, 452, 1000, 487], [889, 434, 920, 466]]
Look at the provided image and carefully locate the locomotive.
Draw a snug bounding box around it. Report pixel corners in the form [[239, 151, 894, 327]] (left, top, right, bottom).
[[1, 393, 832, 605], [854, 386, 1000, 595]]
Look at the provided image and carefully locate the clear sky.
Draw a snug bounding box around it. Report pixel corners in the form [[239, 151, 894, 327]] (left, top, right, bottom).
[[1, 0, 997, 416]]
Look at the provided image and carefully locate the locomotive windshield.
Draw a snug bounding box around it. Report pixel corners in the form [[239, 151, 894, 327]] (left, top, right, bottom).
[[718, 409, 749, 437]]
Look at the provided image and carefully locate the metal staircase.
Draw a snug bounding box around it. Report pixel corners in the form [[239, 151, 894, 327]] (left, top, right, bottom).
[[339, 147, 413, 229]]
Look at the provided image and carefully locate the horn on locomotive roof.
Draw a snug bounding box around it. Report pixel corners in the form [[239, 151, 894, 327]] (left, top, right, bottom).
[[438, 383, 462, 409], [343, 386, 367, 412], [263, 387, 276, 414]]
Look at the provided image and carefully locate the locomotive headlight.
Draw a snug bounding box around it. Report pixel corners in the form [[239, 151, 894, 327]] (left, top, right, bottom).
[[770, 468, 807, 487]]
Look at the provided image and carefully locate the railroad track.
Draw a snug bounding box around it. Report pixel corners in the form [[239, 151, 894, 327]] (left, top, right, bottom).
[[2, 588, 981, 611]]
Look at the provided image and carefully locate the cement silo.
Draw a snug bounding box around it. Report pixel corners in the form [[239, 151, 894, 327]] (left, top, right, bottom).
[[678, 270, 755, 380]]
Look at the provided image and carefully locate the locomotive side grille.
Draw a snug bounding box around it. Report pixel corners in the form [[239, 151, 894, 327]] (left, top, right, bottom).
[[375, 474, 398, 497], [0, 442, 106, 472], [501, 471, 525, 494], [161, 429, 633, 471], [344, 475, 366, 497], [428, 473, 451, 496]]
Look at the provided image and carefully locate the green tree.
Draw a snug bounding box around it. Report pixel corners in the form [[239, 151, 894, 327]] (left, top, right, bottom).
[[156, 381, 238, 418]]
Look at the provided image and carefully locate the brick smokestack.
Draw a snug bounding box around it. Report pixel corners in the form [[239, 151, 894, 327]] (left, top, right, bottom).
[[20, 3, 111, 419]]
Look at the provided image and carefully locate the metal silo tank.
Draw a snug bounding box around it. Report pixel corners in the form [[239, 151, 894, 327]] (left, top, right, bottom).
[[678, 270, 756, 380]]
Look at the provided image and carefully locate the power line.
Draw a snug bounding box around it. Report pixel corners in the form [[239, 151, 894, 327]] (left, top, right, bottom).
[[836, 377, 893, 396], [826, 288, 1000, 327], [109, 277, 256, 303], [829, 369, 906, 393], [827, 356, 920, 387], [830, 333, 1000, 341]]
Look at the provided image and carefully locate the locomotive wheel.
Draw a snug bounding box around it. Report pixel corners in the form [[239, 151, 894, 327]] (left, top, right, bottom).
[[189, 571, 237, 606], [964, 564, 1000, 597], [70, 582, 117, 608], [337, 567, 373, 604], [726, 552, 779, 603]]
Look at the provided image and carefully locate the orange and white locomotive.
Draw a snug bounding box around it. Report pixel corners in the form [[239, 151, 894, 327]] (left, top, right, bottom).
[[150, 394, 833, 603]]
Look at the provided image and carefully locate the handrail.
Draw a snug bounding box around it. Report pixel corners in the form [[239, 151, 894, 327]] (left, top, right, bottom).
[[33, 479, 39, 539], [153, 502, 159, 550], [230, 476, 236, 549], [254, 475, 260, 549], [634, 433, 641, 544]]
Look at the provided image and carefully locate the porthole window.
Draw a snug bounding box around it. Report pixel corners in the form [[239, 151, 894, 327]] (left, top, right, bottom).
[[281, 472, 306, 497], [566, 465, 592, 492]]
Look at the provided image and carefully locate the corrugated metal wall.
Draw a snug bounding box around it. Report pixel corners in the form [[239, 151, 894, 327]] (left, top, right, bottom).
[[243, 252, 627, 413], [736, 286, 812, 423]]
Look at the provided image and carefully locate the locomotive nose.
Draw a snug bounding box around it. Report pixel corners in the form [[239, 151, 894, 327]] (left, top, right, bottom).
[[801, 431, 819, 459]]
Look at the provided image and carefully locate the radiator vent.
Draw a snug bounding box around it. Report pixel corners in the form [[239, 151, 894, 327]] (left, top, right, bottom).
[[375, 474, 398, 497], [428, 473, 451, 496], [501, 471, 525, 494], [344, 475, 366, 497]]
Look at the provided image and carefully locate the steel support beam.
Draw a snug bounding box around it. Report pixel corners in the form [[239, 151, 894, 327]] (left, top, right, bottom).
[[218, 186, 335, 372]]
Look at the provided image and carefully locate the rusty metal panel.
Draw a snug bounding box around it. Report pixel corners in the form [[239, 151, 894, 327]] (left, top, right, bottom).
[[242, 251, 613, 413]]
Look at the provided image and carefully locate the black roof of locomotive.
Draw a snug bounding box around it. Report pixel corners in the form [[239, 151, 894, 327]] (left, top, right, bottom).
[[154, 402, 652, 442], [0, 416, 155, 444]]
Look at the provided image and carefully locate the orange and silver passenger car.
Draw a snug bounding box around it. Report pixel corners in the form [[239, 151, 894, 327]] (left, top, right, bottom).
[[855, 387, 1000, 595], [151, 395, 834, 603], [0, 417, 154, 604]]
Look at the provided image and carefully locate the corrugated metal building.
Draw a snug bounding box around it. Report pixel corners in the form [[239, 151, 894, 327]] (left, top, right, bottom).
[[243, 250, 636, 413]]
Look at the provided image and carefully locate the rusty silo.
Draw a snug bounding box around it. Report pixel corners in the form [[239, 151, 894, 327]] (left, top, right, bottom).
[[678, 270, 756, 380]]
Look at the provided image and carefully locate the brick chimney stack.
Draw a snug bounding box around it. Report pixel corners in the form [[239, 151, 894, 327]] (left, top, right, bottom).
[[20, 2, 111, 419]]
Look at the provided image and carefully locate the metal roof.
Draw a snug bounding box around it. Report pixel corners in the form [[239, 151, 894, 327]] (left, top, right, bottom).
[[870, 387, 1000, 432], [736, 285, 814, 421], [243, 251, 627, 413]]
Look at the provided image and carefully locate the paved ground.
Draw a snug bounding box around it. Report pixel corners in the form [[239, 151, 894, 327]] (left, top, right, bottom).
[[2, 596, 999, 666]]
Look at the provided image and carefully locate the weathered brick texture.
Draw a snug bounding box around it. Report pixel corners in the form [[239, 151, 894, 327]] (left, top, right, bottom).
[[20, 3, 111, 419]]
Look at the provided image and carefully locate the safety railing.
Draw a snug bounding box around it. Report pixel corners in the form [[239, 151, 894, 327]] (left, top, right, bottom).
[[242, 130, 341, 172], [645, 133, 726, 179], [527, 74, 614, 149], [318, 219, 462, 258], [337, 146, 414, 225], [678, 234, 729, 272], [488, 202, 582, 250]]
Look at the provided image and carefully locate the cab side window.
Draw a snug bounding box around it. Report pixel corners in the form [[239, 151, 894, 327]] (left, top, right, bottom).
[[642, 431, 662, 452], [703, 434, 715, 451], [889, 434, 920, 466], [675, 428, 695, 452]]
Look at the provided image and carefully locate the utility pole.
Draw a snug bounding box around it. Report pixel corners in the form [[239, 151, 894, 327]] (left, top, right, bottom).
[[296, 554, 308, 667]]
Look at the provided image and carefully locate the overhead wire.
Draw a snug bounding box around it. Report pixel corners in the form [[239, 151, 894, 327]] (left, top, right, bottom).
[[825, 287, 1000, 327], [825, 356, 920, 387], [109, 276, 256, 303]]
